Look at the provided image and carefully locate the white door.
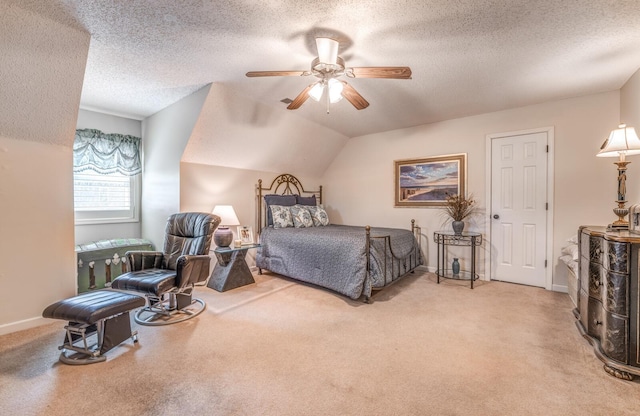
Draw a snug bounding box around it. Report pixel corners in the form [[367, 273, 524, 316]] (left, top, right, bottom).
[[490, 132, 548, 287]]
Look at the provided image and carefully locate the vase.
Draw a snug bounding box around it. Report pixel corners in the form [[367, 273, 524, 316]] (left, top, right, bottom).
[[213, 226, 233, 247], [452, 220, 464, 235], [452, 258, 460, 276]]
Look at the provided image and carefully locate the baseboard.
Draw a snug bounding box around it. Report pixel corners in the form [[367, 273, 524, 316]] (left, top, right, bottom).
[[427, 265, 570, 292], [0, 316, 51, 336], [552, 284, 568, 293]]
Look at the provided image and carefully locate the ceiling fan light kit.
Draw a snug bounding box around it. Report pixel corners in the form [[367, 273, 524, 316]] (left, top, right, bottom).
[[327, 79, 344, 103], [245, 37, 411, 112], [309, 79, 343, 102], [308, 82, 324, 101]]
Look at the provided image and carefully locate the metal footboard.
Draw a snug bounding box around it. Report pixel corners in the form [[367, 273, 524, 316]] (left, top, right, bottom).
[[365, 219, 422, 302]]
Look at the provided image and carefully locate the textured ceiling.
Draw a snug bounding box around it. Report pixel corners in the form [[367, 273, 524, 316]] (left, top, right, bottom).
[[13, 0, 640, 138]]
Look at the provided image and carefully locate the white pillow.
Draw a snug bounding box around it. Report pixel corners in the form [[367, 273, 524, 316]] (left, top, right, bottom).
[[270, 205, 293, 228], [559, 254, 578, 276], [307, 205, 329, 226], [561, 244, 579, 261], [290, 205, 314, 228]]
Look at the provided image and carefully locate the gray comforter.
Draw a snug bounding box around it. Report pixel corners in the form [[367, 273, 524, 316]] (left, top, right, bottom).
[[256, 224, 422, 299]]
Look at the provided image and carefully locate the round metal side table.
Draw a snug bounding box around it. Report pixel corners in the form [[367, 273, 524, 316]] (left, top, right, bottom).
[[433, 231, 482, 289]]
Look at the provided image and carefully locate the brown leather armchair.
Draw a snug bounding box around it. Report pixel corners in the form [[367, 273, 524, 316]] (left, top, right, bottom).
[[112, 212, 220, 325]]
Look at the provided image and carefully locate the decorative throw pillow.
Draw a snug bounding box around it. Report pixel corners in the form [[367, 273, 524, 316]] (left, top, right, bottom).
[[290, 205, 314, 228], [307, 205, 329, 226], [264, 194, 296, 226], [270, 205, 293, 228]]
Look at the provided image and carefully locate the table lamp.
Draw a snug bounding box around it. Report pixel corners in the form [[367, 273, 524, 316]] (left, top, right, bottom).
[[211, 205, 240, 247], [596, 124, 640, 229]]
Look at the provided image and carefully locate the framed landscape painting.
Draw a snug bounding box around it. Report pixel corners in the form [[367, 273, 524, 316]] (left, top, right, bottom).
[[394, 153, 467, 207]]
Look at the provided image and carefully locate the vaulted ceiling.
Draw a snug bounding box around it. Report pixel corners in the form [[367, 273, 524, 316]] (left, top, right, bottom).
[[11, 0, 640, 138]]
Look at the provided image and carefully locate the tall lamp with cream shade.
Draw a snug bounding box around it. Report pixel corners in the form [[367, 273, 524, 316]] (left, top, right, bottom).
[[211, 205, 240, 247], [596, 124, 640, 229]]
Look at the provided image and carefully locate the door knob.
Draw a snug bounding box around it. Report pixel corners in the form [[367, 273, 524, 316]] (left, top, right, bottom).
[[493, 214, 500, 219]]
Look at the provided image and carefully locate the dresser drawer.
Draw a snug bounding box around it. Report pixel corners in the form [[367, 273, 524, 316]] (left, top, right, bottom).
[[605, 240, 629, 274], [578, 288, 590, 331], [603, 270, 629, 317], [582, 233, 603, 264], [580, 231, 589, 259], [586, 299, 629, 363], [587, 261, 603, 301], [602, 311, 628, 363], [580, 256, 600, 294], [586, 297, 603, 338]]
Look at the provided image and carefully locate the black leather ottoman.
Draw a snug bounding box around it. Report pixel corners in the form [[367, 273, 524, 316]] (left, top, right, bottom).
[[42, 290, 145, 365]]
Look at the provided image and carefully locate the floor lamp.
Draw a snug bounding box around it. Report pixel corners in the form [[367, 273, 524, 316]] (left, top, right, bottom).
[[596, 124, 640, 230]]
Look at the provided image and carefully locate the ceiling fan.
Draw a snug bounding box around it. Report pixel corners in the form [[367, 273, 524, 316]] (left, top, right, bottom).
[[246, 37, 412, 112]]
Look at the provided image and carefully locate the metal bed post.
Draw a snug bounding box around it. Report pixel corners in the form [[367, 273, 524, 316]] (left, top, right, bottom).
[[256, 179, 263, 234], [365, 225, 371, 273]]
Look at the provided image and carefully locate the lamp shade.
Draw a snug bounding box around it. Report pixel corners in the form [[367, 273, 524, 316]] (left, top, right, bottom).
[[211, 205, 240, 226], [597, 124, 640, 158], [211, 205, 240, 247]]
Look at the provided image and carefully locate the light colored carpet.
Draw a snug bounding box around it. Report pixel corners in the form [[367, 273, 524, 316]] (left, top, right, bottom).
[[1, 269, 640, 415]]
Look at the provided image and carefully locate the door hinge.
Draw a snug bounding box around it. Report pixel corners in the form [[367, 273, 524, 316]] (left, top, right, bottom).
[[545, 202, 548, 210], [546, 145, 549, 152], [545, 259, 548, 268]]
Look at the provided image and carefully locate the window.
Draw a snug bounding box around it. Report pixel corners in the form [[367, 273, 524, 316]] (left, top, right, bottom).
[[73, 129, 142, 225], [73, 170, 139, 223]]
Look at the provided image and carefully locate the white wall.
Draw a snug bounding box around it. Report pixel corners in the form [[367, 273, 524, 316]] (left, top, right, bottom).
[[621, 67, 640, 149], [77, 108, 142, 137], [180, 164, 270, 232], [143, 78, 347, 251], [0, 4, 89, 334], [322, 91, 621, 290], [74, 109, 143, 244], [0, 138, 77, 331], [178, 83, 339, 265], [182, 83, 348, 177], [141, 85, 212, 249], [180, 162, 321, 266]]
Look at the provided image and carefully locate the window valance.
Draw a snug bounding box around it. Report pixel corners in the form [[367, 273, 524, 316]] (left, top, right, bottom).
[[73, 129, 142, 176]]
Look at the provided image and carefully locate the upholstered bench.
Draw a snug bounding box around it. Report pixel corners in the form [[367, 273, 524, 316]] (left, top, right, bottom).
[[42, 290, 145, 365]]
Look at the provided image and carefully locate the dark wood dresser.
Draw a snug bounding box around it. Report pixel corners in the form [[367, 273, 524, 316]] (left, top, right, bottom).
[[576, 226, 640, 380]]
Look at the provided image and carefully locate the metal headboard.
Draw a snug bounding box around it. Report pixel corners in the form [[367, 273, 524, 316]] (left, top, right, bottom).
[[256, 173, 323, 233]]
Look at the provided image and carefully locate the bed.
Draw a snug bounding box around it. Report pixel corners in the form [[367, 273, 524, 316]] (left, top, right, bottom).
[[255, 174, 423, 301], [559, 235, 579, 307]]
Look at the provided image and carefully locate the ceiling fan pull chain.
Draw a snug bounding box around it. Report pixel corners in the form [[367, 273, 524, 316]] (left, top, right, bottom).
[[326, 84, 331, 114]]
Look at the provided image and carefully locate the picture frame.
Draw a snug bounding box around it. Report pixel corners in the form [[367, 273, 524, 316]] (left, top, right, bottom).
[[394, 153, 467, 207], [237, 226, 254, 245]]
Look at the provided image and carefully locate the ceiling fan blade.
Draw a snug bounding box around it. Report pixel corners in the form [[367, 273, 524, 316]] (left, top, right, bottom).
[[341, 82, 369, 110], [246, 70, 309, 77], [286, 84, 315, 110], [349, 67, 412, 79]]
